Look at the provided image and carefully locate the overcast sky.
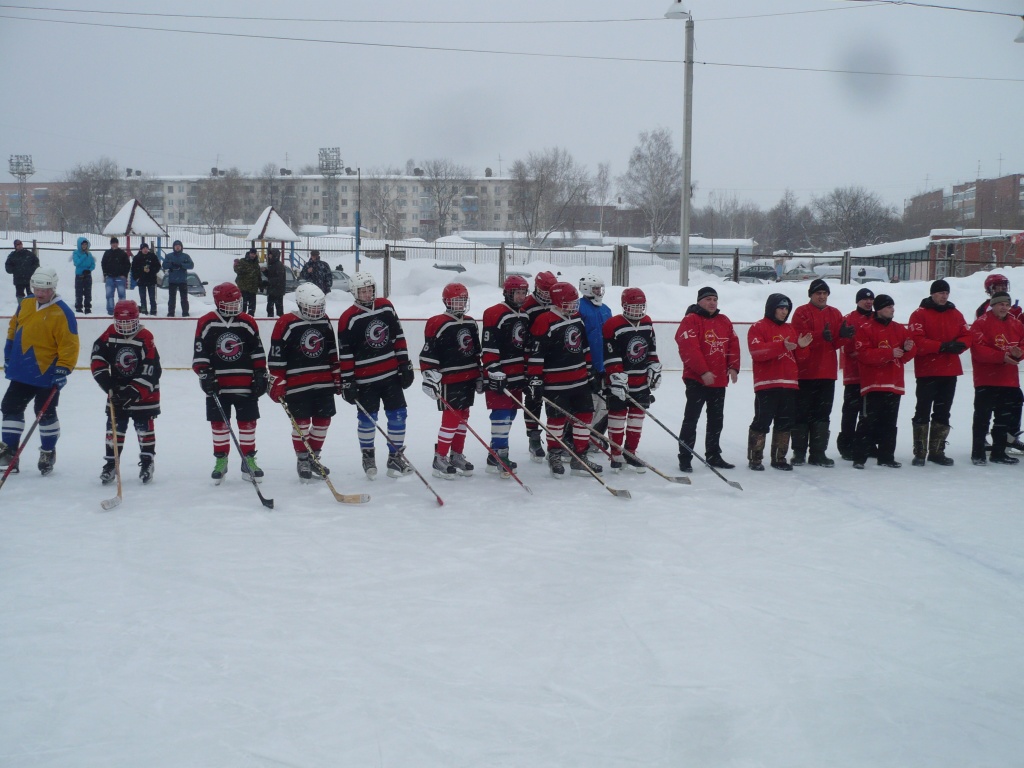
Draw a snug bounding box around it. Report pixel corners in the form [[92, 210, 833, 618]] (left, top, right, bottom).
[[2, 0, 1022, 210]]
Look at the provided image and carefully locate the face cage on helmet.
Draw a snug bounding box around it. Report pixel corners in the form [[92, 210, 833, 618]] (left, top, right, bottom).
[[446, 296, 469, 315], [114, 317, 140, 335], [299, 302, 326, 321], [560, 299, 580, 316], [355, 286, 376, 307], [623, 303, 647, 321], [988, 280, 1010, 296], [218, 298, 242, 317], [505, 288, 528, 307], [536, 288, 551, 304]]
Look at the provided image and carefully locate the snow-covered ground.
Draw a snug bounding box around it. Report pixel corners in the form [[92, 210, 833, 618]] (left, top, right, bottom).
[[3, 236, 1024, 766]]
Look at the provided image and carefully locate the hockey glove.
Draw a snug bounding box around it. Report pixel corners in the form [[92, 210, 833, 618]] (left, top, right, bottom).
[[198, 369, 219, 395], [822, 323, 833, 343], [608, 372, 628, 402], [487, 368, 508, 392], [252, 370, 269, 398], [527, 377, 543, 402], [113, 385, 140, 410], [398, 361, 415, 390], [421, 368, 443, 400], [838, 321, 856, 339], [940, 340, 967, 354], [52, 366, 71, 391], [647, 362, 663, 391], [589, 374, 604, 395], [340, 379, 358, 405], [269, 375, 288, 403]]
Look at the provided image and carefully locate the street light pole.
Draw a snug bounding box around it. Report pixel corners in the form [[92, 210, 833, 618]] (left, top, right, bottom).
[[665, 1, 693, 286]]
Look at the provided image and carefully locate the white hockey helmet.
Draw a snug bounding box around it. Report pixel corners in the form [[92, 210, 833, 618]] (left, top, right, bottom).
[[350, 271, 376, 307], [579, 273, 605, 305], [295, 282, 327, 321], [30, 266, 59, 292]]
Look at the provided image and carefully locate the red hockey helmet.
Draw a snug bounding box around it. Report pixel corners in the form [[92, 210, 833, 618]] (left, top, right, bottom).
[[985, 273, 1010, 296], [621, 287, 647, 321], [442, 282, 470, 316], [213, 282, 243, 317], [534, 271, 557, 303], [113, 299, 141, 336], [503, 274, 529, 307], [549, 282, 580, 316]]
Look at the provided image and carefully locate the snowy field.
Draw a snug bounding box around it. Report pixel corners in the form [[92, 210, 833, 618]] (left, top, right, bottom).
[[2, 237, 1024, 766]]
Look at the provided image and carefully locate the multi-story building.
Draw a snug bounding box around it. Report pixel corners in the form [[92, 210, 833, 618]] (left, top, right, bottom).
[[905, 173, 1024, 233]]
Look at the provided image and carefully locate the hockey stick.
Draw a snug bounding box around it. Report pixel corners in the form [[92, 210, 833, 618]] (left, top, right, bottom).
[[626, 394, 743, 491], [100, 394, 124, 510], [212, 394, 275, 509], [507, 390, 630, 499], [280, 399, 369, 505], [0, 386, 58, 493], [354, 399, 444, 507], [436, 392, 532, 494], [543, 396, 690, 485]]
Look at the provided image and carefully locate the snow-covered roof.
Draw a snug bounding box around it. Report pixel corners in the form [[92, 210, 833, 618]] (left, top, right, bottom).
[[247, 207, 301, 242], [102, 199, 167, 238]]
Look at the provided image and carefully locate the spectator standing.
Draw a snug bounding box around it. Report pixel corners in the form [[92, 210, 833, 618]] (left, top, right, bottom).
[[101, 236, 131, 314], [969, 291, 1024, 465], [130, 242, 161, 316], [300, 250, 333, 294], [163, 240, 194, 317], [71, 237, 95, 314], [5, 239, 39, 300], [263, 248, 287, 317], [836, 288, 877, 460], [234, 248, 261, 316]]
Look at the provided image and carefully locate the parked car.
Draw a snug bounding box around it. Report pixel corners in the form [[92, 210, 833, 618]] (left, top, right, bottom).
[[258, 268, 302, 296], [728, 264, 778, 284], [814, 264, 890, 284], [332, 267, 351, 293], [780, 265, 818, 282], [699, 263, 729, 277], [157, 271, 207, 297]]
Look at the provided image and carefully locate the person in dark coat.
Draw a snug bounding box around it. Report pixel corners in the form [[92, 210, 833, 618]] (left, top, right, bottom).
[[5, 239, 40, 300], [300, 250, 333, 294], [130, 242, 162, 315], [263, 248, 287, 317], [163, 240, 194, 317], [234, 248, 262, 316], [101, 236, 131, 314]]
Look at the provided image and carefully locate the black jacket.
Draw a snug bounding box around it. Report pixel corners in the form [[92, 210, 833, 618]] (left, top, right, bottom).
[[101, 248, 131, 279], [131, 251, 162, 286], [5, 247, 39, 284], [264, 257, 287, 296]]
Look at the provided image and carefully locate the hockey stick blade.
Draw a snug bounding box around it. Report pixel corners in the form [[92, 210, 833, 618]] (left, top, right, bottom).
[[99, 494, 123, 511], [281, 400, 369, 505], [334, 491, 371, 505]]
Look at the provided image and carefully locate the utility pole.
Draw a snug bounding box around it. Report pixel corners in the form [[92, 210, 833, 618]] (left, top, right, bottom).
[[318, 147, 342, 233]]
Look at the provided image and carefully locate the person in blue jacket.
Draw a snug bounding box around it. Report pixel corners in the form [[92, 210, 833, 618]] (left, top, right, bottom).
[[163, 240, 194, 317], [71, 237, 96, 314], [578, 273, 612, 443]]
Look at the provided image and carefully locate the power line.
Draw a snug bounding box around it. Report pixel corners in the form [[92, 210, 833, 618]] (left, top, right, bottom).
[[837, 0, 1020, 18]]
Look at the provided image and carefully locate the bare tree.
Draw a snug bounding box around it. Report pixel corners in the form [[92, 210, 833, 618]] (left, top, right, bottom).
[[618, 128, 682, 246], [421, 158, 471, 239], [593, 161, 612, 236], [812, 186, 899, 249], [61, 156, 124, 231], [195, 168, 246, 232], [509, 147, 591, 246], [762, 190, 816, 253], [364, 167, 405, 241]]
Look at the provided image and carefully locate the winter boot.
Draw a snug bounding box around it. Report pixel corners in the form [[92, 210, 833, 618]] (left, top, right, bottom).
[[100, 459, 117, 485], [485, 448, 517, 476], [1008, 431, 1024, 454], [747, 429, 766, 471], [211, 453, 228, 482], [678, 452, 693, 472], [770, 431, 792, 471], [38, 449, 56, 476], [927, 423, 954, 466], [432, 449, 457, 480], [527, 430, 545, 463], [449, 452, 474, 477], [989, 452, 1020, 465], [836, 432, 855, 462], [623, 454, 646, 474], [570, 451, 603, 477], [546, 448, 566, 478], [386, 451, 414, 478], [241, 452, 263, 483], [706, 454, 735, 470], [362, 448, 378, 479], [789, 425, 808, 466], [296, 453, 313, 481], [807, 424, 835, 467], [911, 422, 929, 467], [139, 456, 154, 484]]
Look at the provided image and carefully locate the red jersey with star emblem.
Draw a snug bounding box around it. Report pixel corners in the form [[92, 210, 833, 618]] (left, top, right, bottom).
[[907, 300, 971, 378], [192, 312, 267, 396], [854, 316, 917, 396], [337, 298, 409, 387], [482, 301, 528, 404], [747, 317, 808, 392], [603, 313, 660, 393], [791, 302, 848, 380], [675, 304, 740, 388], [970, 311, 1024, 388], [268, 312, 340, 396], [91, 325, 161, 415], [419, 313, 482, 386], [840, 307, 874, 385], [528, 310, 592, 393]]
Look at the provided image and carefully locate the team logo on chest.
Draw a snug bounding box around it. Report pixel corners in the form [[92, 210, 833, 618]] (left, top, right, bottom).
[[564, 326, 583, 353], [626, 335, 649, 363], [115, 346, 139, 376], [300, 328, 326, 358], [365, 318, 390, 349], [216, 331, 244, 362], [456, 327, 476, 356], [510, 319, 526, 350]]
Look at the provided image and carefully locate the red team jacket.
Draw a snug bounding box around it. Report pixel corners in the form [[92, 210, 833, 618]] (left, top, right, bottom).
[[268, 313, 340, 396], [528, 310, 592, 392], [336, 298, 409, 387], [747, 317, 808, 392], [603, 312, 660, 399], [192, 312, 266, 397], [675, 305, 740, 388], [791, 302, 848, 381], [840, 307, 874, 386], [970, 311, 1024, 388], [907, 299, 971, 378], [91, 325, 162, 416], [419, 313, 482, 386], [481, 301, 528, 408], [854, 317, 917, 395]]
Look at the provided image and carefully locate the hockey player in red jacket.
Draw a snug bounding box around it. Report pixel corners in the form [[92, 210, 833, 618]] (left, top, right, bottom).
[[481, 275, 530, 475], [907, 279, 971, 467], [675, 285, 740, 472], [193, 283, 268, 483], [746, 293, 812, 471], [91, 300, 161, 485], [836, 288, 877, 460], [851, 294, 916, 469], [527, 282, 603, 478], [603, 287, 661, 473], [975, 273, 1023, 320], [790, 279, 855, 467], [519, 270, 557, 461], [419, 283, 483, 479], [969, 291, 1024, 465]]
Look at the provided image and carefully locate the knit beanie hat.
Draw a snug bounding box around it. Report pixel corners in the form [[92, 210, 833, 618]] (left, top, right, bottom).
[[697, 286, 718, 301], [873, 294, 895, 312], [930, 279, 951, 294], [855, 287, 875, 303], [808, 278, 829, 296], [990, 291, 1012, 306]]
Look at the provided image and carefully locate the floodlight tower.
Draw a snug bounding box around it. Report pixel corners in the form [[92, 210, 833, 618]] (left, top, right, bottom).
[[319, 147, 343, 233], [8, 154, 35, 231]]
